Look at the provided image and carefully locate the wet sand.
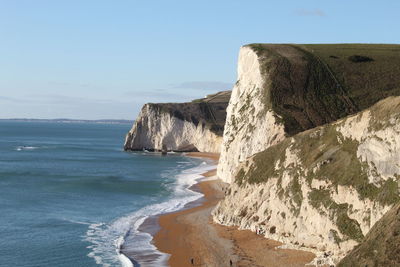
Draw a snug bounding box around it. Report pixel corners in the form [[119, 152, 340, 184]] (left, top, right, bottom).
[[185, 152, 220, 161], [153, 153, 316, 267], [215, 224, 316, 267]]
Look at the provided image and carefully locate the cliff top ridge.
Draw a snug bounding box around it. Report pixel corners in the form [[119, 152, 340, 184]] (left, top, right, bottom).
[[245, 43, 400, 136]]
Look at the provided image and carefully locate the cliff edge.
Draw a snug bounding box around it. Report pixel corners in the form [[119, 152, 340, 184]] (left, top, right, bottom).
[[218, 44, 400, 183]]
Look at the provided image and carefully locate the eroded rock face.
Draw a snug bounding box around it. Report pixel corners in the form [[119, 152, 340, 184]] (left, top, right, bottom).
[[217, 43, 400, 184], [217, 46, 286, 183], [217, 44, 360, 183], [213, 97, 400, 265], [124, 91, 231, 153]]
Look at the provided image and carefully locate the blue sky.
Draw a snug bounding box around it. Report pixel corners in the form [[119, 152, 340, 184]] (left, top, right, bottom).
[[1, 0, 399, 119]]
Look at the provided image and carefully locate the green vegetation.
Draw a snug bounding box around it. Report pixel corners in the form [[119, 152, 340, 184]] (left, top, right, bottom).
[[234, 96, 400, 242], [337, 212, 364, 242], [301, 44, 400, 112], [308, 189, 333, 212], [228, 43, 400, 251], [281, 174, 304, 215], [247, 43, 357, 135], [235, 138, 290, 185], [338, 203, 400, 267], [367, 96, 400, 131], [148, 90, 231, 136], [377, 179, 400, 206], [309, 189, 364, 241], [246, 43, 400, 136], [330, 229, 342, 245], [235, 168, 246, 186], [348, 55, 374, 63], [239, 117, 400, 204], [294, 124, 400, 205]]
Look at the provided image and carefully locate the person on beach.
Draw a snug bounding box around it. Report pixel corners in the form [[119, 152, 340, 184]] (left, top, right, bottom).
[[190, 258, 194, 265], [230, 259, 233, 266]]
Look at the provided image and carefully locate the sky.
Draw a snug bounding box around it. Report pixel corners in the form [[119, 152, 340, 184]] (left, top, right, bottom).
[[1, 0, 399, 120]]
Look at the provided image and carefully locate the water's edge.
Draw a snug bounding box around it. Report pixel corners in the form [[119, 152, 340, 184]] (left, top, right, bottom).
[[119, 156, 216, 267]]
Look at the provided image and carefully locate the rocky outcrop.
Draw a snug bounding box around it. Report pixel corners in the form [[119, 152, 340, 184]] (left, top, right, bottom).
[[218, 44, 400, 183], [124, 91, 231, 153], [213, 96, 400, 265], [216, 46, 287, 183]]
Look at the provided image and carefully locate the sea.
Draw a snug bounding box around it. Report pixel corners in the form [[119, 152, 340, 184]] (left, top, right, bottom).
[[0, 121, 215, 267]]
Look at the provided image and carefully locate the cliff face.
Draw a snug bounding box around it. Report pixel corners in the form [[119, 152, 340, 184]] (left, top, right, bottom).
[[218, 44, 400, 183], [213, 96, 400, 265], [124, 91, 230, 153], [217, 46, 287, 183], [124, 43, 400, 265]]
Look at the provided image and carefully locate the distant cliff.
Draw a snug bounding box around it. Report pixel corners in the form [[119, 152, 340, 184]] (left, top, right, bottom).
[[124, 91, 231, 153], [218, 44, 400, 183]]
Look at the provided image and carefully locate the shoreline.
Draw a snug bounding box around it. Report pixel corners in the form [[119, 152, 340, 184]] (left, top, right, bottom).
[[154, 169, 232, 266], [120, 152, 218, 266], [152, 152, 316, 267], [122, 151, 316, 266]]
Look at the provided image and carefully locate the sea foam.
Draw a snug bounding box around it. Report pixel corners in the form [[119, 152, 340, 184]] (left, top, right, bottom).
[[85, 160, 216, 267], [16, 146, 40, 151]]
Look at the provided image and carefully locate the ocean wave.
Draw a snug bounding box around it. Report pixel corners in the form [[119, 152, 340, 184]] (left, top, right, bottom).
[[84, 161, 216, 267], [62, 218, 92, 225], [15, 146, 40, 151]]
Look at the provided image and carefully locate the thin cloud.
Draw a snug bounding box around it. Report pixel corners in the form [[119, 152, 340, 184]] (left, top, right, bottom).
[[0, 95, 31, 103], [27, 94, 121, 105], [47, 81, 93, 88], [295, 8, 326, 17], [172, 81, 233, 91], [123, 90, 185, 100], [0, 96, 19, 102], [123, 81, 233, 103]]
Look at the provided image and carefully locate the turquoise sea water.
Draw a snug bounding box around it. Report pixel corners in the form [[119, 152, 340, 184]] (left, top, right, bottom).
[[0, 121, 212, 267]]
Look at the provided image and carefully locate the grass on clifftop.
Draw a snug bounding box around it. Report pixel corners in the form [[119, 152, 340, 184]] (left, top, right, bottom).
[[246, 43, 400, 136], [148, 91, 231, 136], [338, 203, 400, 267], [301, 44, 400, 111]]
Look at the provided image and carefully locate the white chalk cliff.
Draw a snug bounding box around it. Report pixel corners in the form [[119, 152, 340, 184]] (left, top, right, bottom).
[[213, 44, 400, 265], [213, 96, 400, 265], [217, 44, 360, 184], [124, 104, 220, 152], [124, 91, 230, 153], [217, 46, 287, 183]]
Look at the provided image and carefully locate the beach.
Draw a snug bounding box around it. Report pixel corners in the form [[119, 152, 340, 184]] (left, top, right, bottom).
[[153, 152, 316, 267]]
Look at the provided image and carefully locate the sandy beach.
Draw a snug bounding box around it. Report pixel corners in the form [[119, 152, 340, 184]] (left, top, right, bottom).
[[185, 152, 221, 161], [151, 152, 316, 267]]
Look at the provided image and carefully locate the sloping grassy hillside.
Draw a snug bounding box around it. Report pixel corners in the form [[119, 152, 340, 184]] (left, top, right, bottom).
[[247, 43, 400, 136], [302, 44, 400, 111], [338, 203, 400, 267]]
